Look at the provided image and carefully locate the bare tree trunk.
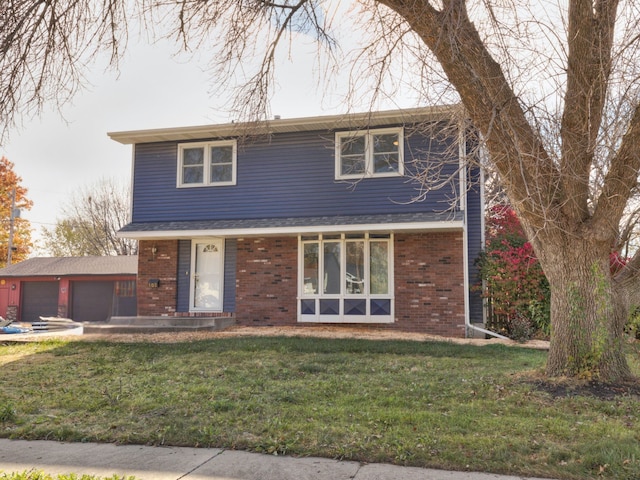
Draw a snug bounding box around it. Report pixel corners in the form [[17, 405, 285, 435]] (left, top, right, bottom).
[[537, 236, 631, 381], [376, 0, 635, 382]]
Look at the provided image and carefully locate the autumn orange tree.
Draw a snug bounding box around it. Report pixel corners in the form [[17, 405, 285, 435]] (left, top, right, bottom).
[[0, 156, 33, 267], [3, 0, 640, 381]]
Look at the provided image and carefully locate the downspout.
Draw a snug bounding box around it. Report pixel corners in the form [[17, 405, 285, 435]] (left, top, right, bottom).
[[459, 120, 508, 340]]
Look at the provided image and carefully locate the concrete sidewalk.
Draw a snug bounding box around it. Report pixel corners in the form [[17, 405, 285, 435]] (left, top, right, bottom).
[[0, 439, 554, 480]]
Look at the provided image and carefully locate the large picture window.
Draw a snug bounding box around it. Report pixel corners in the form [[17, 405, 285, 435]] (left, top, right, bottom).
[[178, 140, 237, 187], [299, 233, 394, 323], [335, 128, 404, 179]]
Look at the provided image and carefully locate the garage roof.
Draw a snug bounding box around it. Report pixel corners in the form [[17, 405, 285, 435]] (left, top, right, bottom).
[[0, 256, 138, 277]]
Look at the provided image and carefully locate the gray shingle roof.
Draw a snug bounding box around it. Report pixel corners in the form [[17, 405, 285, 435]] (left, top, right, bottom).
[[0, 256, 138, 277], [118, 211, 464, 236]]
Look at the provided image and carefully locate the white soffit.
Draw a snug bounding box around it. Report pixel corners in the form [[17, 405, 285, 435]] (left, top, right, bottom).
[[117, 220, 465, 240], [108, 105, 461, 145]]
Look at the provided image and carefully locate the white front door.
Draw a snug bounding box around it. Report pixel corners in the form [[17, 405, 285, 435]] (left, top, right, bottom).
[[191, 239, 224, 311]]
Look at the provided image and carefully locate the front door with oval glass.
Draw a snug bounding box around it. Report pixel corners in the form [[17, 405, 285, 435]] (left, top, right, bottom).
[[191, 239, 224, 311]]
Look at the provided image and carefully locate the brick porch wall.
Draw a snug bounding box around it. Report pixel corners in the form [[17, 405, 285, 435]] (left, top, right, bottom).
[[137, 239, 179, 316], [233, 233, 466, 337], [235, 237, 298, 326], [135, 234, 466, 335], [394, 232, 466, 337]]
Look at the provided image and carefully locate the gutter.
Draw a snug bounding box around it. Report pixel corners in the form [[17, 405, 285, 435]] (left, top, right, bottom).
[[459, 122, 508, 341], [467, 323, 509, 340]]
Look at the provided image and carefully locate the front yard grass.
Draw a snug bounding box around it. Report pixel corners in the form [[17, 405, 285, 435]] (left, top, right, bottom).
[[0, 335, 638, 480], [1, 473, 135, 480]]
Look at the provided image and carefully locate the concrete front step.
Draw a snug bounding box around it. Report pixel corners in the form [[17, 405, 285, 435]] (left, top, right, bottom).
[[83, 316, 235, 334]]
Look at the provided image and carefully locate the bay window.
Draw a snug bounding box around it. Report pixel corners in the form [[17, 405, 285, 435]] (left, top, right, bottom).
[[299, 233, 394, 323]]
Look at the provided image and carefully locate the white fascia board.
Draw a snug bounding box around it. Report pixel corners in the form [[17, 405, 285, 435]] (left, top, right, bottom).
[[108, 105, 462, 145], [117, 220, 465, 240]]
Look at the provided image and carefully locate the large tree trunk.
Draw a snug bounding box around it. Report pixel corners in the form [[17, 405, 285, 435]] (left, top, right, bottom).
[[378, 0, 636, 382], [535, 235, 631, 381]]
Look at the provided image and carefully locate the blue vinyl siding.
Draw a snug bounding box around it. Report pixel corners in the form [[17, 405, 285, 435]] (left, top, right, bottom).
[[223, 239, 236, 312], [131, 123, 461, 223], [466, 164, 484, 324], [177, 240, 191, 312], [176, 238, 236, 312]]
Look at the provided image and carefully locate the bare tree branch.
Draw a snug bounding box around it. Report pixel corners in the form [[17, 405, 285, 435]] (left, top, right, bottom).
[[0, 0, 127, 141], [41, 178, 137, 256]]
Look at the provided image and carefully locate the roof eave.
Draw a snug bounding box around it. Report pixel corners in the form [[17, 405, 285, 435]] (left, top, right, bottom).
[[107, 105, 462, 145], [116, 220, 465, 240]]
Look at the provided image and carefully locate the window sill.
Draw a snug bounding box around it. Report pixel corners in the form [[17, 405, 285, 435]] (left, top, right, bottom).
[[177, 182, 237, 188], [335, 172, 403, 181], [298, 315, 394, 324]]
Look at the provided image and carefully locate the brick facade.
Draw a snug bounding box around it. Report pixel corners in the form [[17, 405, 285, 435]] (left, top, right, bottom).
[[137, 240, 179, 316], [235, 237, 298, 326], [137, 240, 234, 318], [233, 233, 466, 336], [394, 232, 466, 337], [136, 233, 466, 337]]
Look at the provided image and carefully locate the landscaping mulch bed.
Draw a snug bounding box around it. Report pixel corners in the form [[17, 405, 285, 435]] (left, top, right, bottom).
[[531, 378, 640, 400]]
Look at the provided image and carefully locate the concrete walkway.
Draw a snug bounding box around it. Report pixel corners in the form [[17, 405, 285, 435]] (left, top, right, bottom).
[[0, 439, 554, 480]]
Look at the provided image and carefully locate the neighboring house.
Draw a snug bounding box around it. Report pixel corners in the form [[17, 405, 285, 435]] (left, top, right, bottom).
[[0, 256, 137, 324], [109, 106, 484, 337]]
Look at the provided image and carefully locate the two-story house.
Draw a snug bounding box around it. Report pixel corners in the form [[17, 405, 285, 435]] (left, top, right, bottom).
[[108, 106, 484, 337]]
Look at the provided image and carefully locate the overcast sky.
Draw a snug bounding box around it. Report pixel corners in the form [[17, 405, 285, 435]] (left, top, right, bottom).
[[0, 18, 418, 253]]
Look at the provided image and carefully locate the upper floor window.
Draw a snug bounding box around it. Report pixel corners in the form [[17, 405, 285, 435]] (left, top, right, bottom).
[[335, 127, 404, 180], [178, 140, 237, 187]]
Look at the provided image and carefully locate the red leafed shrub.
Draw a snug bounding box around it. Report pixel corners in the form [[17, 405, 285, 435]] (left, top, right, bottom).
[[476, 205, 550, 340], [477, 205, 631, 341]]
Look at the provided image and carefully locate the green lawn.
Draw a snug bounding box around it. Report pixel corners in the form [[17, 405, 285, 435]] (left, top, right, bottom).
[[1, 335, 638, 480], [0, 473, 134, 480]]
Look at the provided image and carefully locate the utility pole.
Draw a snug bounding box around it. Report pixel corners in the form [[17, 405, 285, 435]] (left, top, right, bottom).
[[7, 188, 16, 265]]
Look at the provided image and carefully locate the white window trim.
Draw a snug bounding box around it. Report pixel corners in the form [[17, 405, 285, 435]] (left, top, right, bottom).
[[297, 233, 395, 324], [335, 127, 404, 180], [177, 140, 237, 187]]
